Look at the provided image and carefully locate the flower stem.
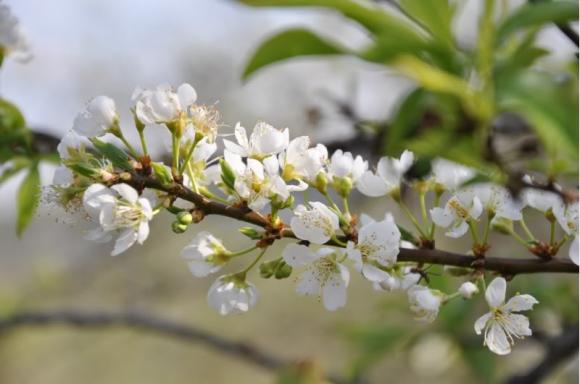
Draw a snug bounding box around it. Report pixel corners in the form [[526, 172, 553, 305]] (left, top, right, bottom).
[[229, 245, 259, 258], [186, 163, 199, 193], [172, 134, 180, 174], [419, 191, 428, 225], [116, 134, 139, 159], [398, 200, 428, 239], [138, 129, 148, 156], [509, 229, 530, 247], [342, 196, 351, 216], [468, 219, 480, 245], [519, 218, 535, 241], [429, 192, 442, 238], [549, 221, 556, 245], [179, 136, 201, 174], [331, 235, 347, 247], [482, 211, 493, 245], [240, 247, 268, 274]]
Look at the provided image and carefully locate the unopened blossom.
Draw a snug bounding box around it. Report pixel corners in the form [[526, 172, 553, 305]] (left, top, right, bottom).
[[430, 192, 483, 238], [553, 202, 579, 265], [181, 231, 230, 277], [207, 274, 258, 315], [408, 285, 444, 323], [347, 214, 401, 282], [357, 150, 414, 198], [73, 96, 118, 137], [431, 158, 474, 191], [468, 184, 523, 221], [278, 136, 327, 182], [327, 149, 367, 184], [475, 277, 538, 355], [224, 122, 289, 159], [82, 183, 155, 256], [57, 130, 83, 160], [283, 244, 349, 311], [375, 266, 421, 292], [458, 281, 479, 299], [290, 202, 340, 244], [0, 3, 31, 62], [133, 83, 197, 126]]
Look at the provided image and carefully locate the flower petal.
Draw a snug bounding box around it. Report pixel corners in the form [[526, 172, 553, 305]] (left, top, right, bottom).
[[282, 243, 318, 268], [503, 294, 538, 312], [474, 312, 491, 335], [485, 322, 511, 355], [111, 183, 139, 203], [486, 277, 507, 308]]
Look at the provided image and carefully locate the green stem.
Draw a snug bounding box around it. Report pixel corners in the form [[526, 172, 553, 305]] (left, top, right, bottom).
[[419, 191, 428, 225], [549, 221, 556, 245], [117, 135, 139, 159], [179, 136, 201, 174], [138, 129, 148, 156], [240, 247, 268, 275], [229, 245, 259, 258], [172, 134, 180, 173], [468, 219, 480, 245], [482, 212, 493, 245], [186, 163, 199, 194], [509, 229, 530, 247], [331, 235, 347, 247], [399, 201, 428, 239], [322, 191, 341, 213], [519, 219, 535, 241], [429, 192, 442, 238], [342, 196, 351, 216]]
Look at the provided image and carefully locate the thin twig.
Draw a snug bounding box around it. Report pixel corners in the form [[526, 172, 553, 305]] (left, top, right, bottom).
[[0, 309, 350, 384]]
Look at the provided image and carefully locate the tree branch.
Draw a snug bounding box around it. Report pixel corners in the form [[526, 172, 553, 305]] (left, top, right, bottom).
[[0, 309, 349, 384], [128, 173, 579, 276]]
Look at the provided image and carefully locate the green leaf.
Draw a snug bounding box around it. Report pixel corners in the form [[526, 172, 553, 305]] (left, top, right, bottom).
[[0, 157, 30, 185], [243, 29, 346, 79], [91, 138, 132, 170], [399, 0, 455, 45], [239, 0, 422, 37], [497, 1, 578, 44], [219, 158, 236, 190], [16, 162, 40, 236], [151, 162, 173, 185], [0, 98, 30, 162]]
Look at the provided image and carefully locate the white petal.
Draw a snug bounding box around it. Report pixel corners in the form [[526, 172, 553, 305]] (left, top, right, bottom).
[[111, 228, 138, 256], [322, 269, 348, 311], [361, 263, 391, 282], [357, 171, 388, 197], [296, 269, 320, 296], [282, 243, 318, 268], [485, 322, 511, 355], [485, 277, 507, 308], [446, 221, 468, 238], [570, 236, 579, 265], [177, 83, 197, 106], [111, 183, 139, 203], [505, 313, 532, 337], [474, 312, 491, 335], [430, 207, 454, 227], [137, 221, 149, 244], [503, 294, 538, 312]]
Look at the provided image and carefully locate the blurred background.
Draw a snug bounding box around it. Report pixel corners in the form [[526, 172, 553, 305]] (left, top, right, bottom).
[[0, 0, 578, 383]]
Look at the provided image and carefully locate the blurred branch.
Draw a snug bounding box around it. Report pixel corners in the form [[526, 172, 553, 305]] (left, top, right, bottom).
[[0, 309, 350, 384], [556, 23, 579, 47], [505, 324, 579, 384]]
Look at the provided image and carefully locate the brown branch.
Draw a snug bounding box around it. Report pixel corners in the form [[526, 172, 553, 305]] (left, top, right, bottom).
[[0, 309, 349, 384], [128, 173, 579, 276]]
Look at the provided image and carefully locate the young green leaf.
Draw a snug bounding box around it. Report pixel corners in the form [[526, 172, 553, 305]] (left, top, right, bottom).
[[243, 29, 346, 79], [16, 162, 40, 236], [399, 0, 456, 45], [91, 138, 132, 170]]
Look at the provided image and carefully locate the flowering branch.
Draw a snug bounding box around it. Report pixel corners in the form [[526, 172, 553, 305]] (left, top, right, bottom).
[[128, 172, 578, 275]]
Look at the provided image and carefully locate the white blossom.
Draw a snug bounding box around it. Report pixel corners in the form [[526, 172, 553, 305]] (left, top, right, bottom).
[[553, 202, 578, 237], [475, 277, 538, 355], [327, 149, 367, 183], [279, 136, 327, 182], [569, 236, 579, 265], [73, 96, 118, 137], [347, 214, 401, 281], [431, 158, 475, 191], [458, 281, 479, 299], [357, 150, 414, 197], [189, 104, 219, 142], [375, 266, 421, 292], [407, 285, 443, 323], [283, 244, 349, 311], [523, 188, 561, 214], [82, 183, 155, 256], [133, 83, 197, 125], [57, 130, 83, 160], [0, 3, 31, 62], [290, 202, 340, 244], [469, 184, 523, 221], [207, 274, 258, 315], [181, 231, 229, 277], [430, 192, 483, 238], [223, 122, 289, 159]]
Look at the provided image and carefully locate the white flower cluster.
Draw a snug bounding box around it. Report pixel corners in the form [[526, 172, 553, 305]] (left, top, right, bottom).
[[52, 82, 578, 356]]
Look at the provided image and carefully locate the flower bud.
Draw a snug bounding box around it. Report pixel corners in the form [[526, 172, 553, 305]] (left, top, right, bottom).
[[274, 261, 292, 279], [239, 227, 262, 240], [491, 217, 513, 235], [458, 282, 479, 299], [259, 260, 277, 279], [332, 176, 352, 198], [313, 172, 327, 194], [219, 158, 236, 191], [172, 221, 188, 234], [177, 211, 193, 225]]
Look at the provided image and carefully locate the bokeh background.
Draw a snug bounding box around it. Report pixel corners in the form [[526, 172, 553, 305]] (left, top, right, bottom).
[[0, 0, 577, 383]]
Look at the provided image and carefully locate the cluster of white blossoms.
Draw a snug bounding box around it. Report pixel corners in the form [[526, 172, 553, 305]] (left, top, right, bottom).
[[50, 82, 578, 356], [0, 1, 31, 63]]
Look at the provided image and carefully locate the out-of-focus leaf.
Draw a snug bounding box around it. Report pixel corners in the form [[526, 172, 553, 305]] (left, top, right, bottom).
[[243, 29, 346, 79], [91, 138, 132, 170], [16, 162, 40, 236], [0, 98, 30, 162], [151, 161, 173, 185], [399, 0, 455, 45], [0, 157, 30, 185], [277, 361, 324, 384], [496, 71, 579, 162], [398, 224, 418, 245], [346, 325, 408, 374], [239, 0, 422, 37], [462, 345, 496, 382], [497, 1, 578, 44]]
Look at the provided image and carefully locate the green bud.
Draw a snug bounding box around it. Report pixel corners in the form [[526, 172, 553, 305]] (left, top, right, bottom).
[[490, 217, 513, 235], [219, 158, 236, 191], [239, 227, 262, 240], [171, 221, 188, 234], [151, 162, 174, 185], [274, 261, 292, 279], [177, 211, 193, 225], [313, 172, 327, 194], [332, 176, 352, 198], [259, 260, 276, 279]]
